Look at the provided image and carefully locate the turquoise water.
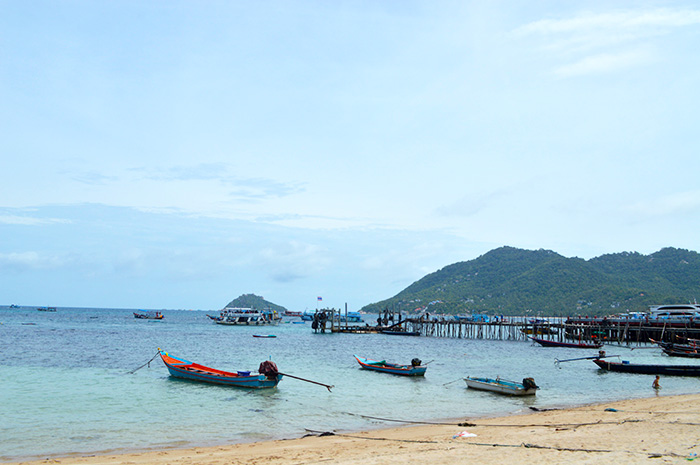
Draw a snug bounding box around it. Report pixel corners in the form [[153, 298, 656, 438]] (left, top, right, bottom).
[[2, 306, 699, 462]]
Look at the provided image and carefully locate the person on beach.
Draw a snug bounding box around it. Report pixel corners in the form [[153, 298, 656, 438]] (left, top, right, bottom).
[[652, 375, 661, 389]]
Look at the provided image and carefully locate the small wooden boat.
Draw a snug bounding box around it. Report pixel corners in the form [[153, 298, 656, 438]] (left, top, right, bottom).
[[380, 330, 421, 336], [593, 359, 700, 376], [529, 336, 602, 349], [158, 350, 282, 388], [353, 355, 427, 376], [464, 376, 538, 396], [661, 347, 700, 358], [650, 339, 700, 357], [134, 311, 163, 320]]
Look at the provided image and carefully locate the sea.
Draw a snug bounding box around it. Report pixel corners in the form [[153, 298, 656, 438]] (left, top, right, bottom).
[[2, 306, 699, 462]]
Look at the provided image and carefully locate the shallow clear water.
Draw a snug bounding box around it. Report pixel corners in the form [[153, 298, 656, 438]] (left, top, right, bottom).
[[1, 306, 698, 461]]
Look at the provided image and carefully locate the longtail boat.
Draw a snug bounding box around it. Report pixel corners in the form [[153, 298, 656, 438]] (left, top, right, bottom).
[[593, 358, 700, 376], [529, 336, 603, 349], [650, 339, 700, 358], [661, 347, 700, 358], [353, 355, 427, 376], [134, 311, 163, 319], [158, 350, 282, 388], [464, 376, 538, 396]]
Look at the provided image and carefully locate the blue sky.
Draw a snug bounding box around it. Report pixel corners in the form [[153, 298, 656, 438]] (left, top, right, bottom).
[[2, 1, 700, 311]]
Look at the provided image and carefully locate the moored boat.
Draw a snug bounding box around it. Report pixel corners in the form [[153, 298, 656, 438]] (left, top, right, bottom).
[[353, 355, 427, 376], [464, 376, 538, 396], [529, 336, 602, 349], [158, 349, 282, 388], [593, 358, 700, 376], [209, 307, 279, 326], [134, 310, 163, 319]]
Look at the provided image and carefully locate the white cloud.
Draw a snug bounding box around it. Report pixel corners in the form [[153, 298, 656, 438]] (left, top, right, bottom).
[[514, 8, 700, 76], [0, 215, 71, 226], [555, 49, 652, 77], [0, 251, 66, 271], [517, 9, 700, 37]]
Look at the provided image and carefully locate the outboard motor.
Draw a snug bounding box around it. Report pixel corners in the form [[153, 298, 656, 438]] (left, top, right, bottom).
[[259, 360, 279, 379], [411, 358, 422, 367], [522, 377, 538, 390]]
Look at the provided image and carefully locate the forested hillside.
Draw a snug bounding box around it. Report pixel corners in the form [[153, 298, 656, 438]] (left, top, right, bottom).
[[361, 247, 700, 316]]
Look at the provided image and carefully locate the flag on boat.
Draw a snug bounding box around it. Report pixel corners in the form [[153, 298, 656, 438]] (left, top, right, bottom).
[[317, 296, 322, 301]]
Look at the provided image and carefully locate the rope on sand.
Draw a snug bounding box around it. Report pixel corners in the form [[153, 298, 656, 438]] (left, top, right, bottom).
[[342, 412, 474, 426], [343, 412, 643, 429], [302, 430, 689, 458]]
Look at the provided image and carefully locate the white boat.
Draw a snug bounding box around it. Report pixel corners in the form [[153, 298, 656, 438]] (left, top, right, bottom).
[[649, 304, 700, 320], [464, 376, 538, 396], [210, 307, 280, 326]]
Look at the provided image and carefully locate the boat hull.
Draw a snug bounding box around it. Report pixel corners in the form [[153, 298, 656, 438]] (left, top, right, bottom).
[[159, 350, 282, 388], [380, 330, 421, 336], [593, 359, 700, 376], [464, 377, 537, 396], [354, 355, 427, 376]]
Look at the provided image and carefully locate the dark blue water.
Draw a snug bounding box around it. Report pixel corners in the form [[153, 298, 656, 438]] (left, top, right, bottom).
[[1, 306, 698, 462]]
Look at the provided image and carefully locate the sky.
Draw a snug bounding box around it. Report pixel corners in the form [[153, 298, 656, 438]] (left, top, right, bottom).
[[2, 1, 700, 311]]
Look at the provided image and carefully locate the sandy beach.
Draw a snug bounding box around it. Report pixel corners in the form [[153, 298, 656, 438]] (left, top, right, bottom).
[[8, 392, 700, 465]]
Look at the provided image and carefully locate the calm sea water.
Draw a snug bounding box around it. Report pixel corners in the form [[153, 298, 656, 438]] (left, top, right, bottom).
[[2, 306, 699, 461]]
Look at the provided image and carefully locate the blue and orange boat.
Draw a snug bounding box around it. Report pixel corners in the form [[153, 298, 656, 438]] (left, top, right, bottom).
[[353, 355, 427, 376], [158, 349, 282, 389]]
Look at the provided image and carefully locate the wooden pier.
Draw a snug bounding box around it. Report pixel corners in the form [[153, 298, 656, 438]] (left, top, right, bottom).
[[311, 309, 700, 346]]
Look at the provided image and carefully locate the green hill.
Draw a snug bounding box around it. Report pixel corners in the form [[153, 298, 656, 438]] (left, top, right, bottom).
[[225, 293, 287, 313], [360, 246, 700, 316]]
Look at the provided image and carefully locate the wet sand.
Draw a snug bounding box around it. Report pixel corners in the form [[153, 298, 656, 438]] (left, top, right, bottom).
[[8, 393, 700, 465]]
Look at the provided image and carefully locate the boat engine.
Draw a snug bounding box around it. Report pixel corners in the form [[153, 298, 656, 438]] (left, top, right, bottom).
[[411, 358, 422, 367], [258, 360, 279, 379], [522, 377, 538, 390]]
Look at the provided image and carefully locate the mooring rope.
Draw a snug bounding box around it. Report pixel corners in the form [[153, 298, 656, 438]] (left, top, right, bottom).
[[126, 350, 160, 374], [301, 429, 688, 458], [342, 411, 646, 428]]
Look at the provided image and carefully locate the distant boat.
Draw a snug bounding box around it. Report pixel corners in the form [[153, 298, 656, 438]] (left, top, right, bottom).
[[464, 376, 538, 396], [353, 355, 427, 376], [133, 311, 163, 320], [9, 304, 19, 308], [158, 349, 282, 389], [593, 359, 700, 376], [37, 307, 56, 312], [284, 310, 303, 317], [253, 334, 277, 338], [208, 307, 279, 326], [340, 312, 364, 323], [529, 336, 602, 349]]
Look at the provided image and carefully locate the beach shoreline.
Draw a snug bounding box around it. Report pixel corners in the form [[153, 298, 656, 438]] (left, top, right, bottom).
[[7, 392, 700, 464]]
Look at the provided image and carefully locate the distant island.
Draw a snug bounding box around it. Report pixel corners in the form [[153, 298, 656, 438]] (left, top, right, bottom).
[[360, 246, 700, 317], [224, 293, 287, 313]]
